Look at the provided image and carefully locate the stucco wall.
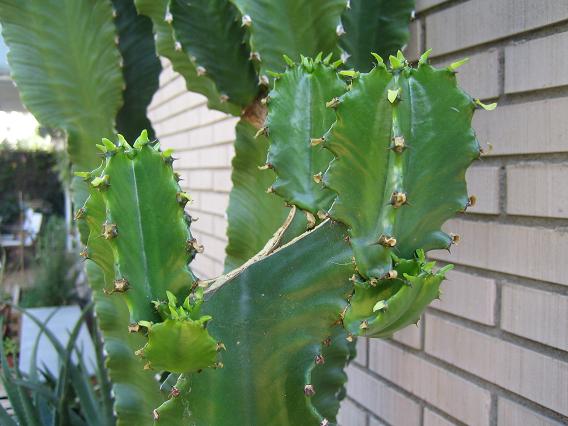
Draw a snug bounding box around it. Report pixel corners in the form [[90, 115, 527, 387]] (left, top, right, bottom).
[[147, 1, 568, 424]]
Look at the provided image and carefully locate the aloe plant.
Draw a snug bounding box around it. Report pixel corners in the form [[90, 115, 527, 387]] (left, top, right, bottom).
[[0, 1, 492, 425]]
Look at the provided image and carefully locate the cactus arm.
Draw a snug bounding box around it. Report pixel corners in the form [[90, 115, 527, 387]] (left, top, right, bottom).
[[340, 0, 415, 72], [224, 120, 291, 270], [81, 135, 197, 322], [112, 0, 162, 141], [323, 55, 478, 279], [179, 221, 354, 425], [170, 0, 258, 107], [228, 0, 347, 76], [134, 0, 242, 115], [86, 262, 163, 426], [0, 0, 122, 173], [265, 58, 346, 214]]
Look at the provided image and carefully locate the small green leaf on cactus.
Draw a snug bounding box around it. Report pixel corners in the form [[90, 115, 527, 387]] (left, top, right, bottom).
[[283, 54, 295, 67], [339, 69, 359, 78], [102, 137, 118, 152], [389, 54, 403, 69], [387, 88, 400, 103], [418, 49, 432, 65], [372, 300, 388, 312], [448, 57, 469, 71], [371, 52, 384, 67], [475, 99, 497, 111], [133, 129, 150, 148]]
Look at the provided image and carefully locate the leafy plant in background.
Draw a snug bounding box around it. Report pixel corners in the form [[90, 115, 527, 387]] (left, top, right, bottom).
[[0, 0, 494, 425], [20, 217, 80, 308], [0, 305, 114, 426]]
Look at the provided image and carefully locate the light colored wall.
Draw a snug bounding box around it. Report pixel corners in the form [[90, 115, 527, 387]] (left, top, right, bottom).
[[148, 1, 568, 424]]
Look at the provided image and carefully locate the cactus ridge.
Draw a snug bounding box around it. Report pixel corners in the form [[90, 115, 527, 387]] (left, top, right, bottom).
[[134, 0, 242, 115], [265, 56, 346, 214], [170, 0, 258, 107], [228, 0, 347, 76]]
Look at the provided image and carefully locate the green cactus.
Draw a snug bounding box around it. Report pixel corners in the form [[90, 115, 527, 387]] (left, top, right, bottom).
[[0, 1, 491, 425]]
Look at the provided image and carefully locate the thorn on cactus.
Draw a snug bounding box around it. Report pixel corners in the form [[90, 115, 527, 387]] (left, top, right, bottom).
[[390, 191, 408, 208], [322, 337, 331, 347], [345, 334, 354, 342], [169, 387, 181, 398], [314, 354, 325, 365], [390, 136, 406, 153], [249, 51, 261, 62], [134, 348, 145, 357], [241, 14, 252, 27], [128, 323, 140, 333], [144, 362, 152, 370], [359, 320, 369, 331], [450, 233, 460, 245], [336, 23, 345, 36], [91, 175, 110, 190], [74, 208, 86, 221], [196, 66, 206, 76], [303, 384, 316, 397], [152, 409, 159, 421], [383, 270, 398, 280], [187, 238, 204, 254], [173, 172, 182, 182], [113, 278, 129, 293], [326, 97, 340, 109], [79, 247, 88, 259], [306, 212, 316, 229], [369, 277, 379, 287], [174, 41, 182, 52], [377, 234, 396, 247], [266, 186, 274, 194], [220, 94, 229, 103], [257, 163, 272, 170], [258, 75, 270, 86], [216, 342, 226, 352], [313, 172, 323, 184], [102, 222, 118, 240], [176, 192, 192, 207], [310, 137, 325, 147], [254, 127, 268, 138], [317, 210, 328, 220], [321, 419, 330, 426], [74, 171, 91, 181]]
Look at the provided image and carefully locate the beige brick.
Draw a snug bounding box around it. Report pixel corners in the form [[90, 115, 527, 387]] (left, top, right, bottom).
[[200, 234, 228, 262], [425, 314, 568, 416], [199, 191, 230, 217], [505, 33, 568, 94], [355, 337, 368, 366], [212, 117, 239, 144], [187, 170, 213, 190], [405, 21, 422, 62], [432, 219, 568, 287], [177, 144, 232, 169], [416, 0, 450, 12], [474, 97, 568, 156], [507, 163, 568, 219], [426, 1, 568, 56], [435, 50, 500, 100], [337, 399, 366, 426], [189, 212, 214, 235], [369, 340, 491, 425], [392, 321, 422, 349], [212, 216, 228, 240], [498, 398, 564, 426], [213, 170, 233, 192], [346, 365, 422, 425], [501, 284, 568, 352], [430, 269, 496, 325], [368, 418, 387, 426], [424, 409, 456, 426], [466, 166, 500, 215]]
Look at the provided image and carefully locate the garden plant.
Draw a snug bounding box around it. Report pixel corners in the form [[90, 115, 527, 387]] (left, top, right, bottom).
[[0, 0, 494, 425]]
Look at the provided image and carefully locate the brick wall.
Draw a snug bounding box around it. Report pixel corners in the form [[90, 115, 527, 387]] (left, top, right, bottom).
[[147, 1, 568, 424]]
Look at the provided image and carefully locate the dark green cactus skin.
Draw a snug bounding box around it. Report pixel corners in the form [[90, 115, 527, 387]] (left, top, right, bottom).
[[224, 120, 292, 271], [229, 0, 347, 76], [134, 0, 242, 115], [170, 0, 258, 107], [112, 0, 162, 142], [265, 58, 346, 214], [340, 0, 415, 72]]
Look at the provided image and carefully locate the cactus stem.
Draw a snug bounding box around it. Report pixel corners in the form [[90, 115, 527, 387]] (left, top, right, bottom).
[[303, 384, 316, 397], [314, 354, 325, 365], [102, 222, 118, 240], [377, 234, 396, 247]]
